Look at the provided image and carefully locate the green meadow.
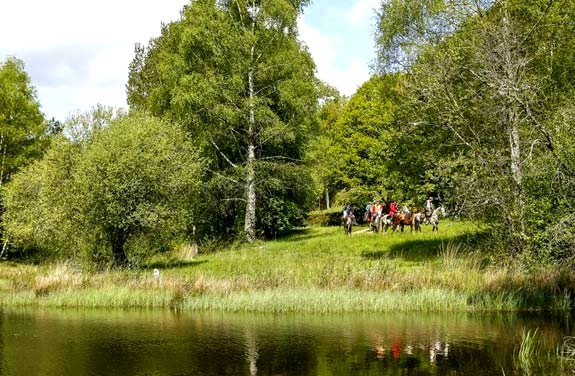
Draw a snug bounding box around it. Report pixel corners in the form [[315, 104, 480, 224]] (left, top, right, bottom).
[[0, 221, 573, 313]]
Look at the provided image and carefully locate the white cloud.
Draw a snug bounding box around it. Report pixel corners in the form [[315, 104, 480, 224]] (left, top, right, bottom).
[[1, 0, 378, 120], [298, 2, 376, 97], [0, 0, 189, 120], [347, 0, 381, 26]]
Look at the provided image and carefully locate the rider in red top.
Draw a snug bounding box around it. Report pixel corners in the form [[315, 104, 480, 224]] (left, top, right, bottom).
[[389, 200, 399, 218]]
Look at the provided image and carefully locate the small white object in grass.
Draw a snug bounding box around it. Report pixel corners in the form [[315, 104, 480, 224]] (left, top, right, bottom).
[[153, 268, 160, 280]]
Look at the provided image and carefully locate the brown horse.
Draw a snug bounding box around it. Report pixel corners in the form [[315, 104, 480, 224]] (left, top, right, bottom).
[[392, 211, 413, 232]]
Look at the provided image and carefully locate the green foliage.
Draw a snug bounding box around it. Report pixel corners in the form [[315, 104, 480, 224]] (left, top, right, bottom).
[[0, 57, 47, 186], [258, 197, 304, 238], [306, 208, 342, 226], [376, 0, 575, 259], [309, 74, 442, 211], [2, 139, 80, 259], [376, 0, 494, 71], [3, 113, 204, 266], [127, 0, 318, 240], [333, 187, 373, 210]]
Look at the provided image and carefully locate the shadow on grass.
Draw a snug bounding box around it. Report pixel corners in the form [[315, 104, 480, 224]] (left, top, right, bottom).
[[362, 231, 492, 262], [145, 259, 207, 270], [276, 227, 329, 243]]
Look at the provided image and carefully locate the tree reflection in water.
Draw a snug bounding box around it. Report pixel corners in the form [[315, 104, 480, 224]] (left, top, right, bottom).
[[0, 309, 573, 375]]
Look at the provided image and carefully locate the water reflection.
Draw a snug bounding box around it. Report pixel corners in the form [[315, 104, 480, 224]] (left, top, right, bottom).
[[0, 309, 573, 375]]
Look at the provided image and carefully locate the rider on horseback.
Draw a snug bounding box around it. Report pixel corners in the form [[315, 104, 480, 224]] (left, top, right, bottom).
[[370, 201, 380, 219], [342, 203, 355, 235], [424, 196, 434, 224], [364, 202, 372, 222], [388, 200, 399, 218], [343, 203, 354, 219]]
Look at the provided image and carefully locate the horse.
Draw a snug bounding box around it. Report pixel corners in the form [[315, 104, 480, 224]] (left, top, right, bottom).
[[381, 214, 393, 232], [369, 213, 384, 233], [392, 211, 413, 232], [429, 206, 446, 232], [413, 211, 424, 233], [342, 215, 354, 236]]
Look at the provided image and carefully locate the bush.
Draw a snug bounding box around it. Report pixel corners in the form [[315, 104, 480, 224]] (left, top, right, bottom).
[[258, 197, 306, 238], [307, 208, 343, 226], [3, 113, 205, 267]]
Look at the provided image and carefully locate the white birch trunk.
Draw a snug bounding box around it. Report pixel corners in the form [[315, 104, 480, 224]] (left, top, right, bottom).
[[0, 132, 5, 188], [509, 119, 525, 234], [244, 46, 257, 243]]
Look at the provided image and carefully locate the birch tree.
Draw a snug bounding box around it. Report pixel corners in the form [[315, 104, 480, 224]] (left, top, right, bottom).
[[127, 0, 317, 242], [377, 0, 575, 253]]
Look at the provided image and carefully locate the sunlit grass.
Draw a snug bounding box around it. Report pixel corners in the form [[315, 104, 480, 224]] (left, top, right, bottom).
[[0, 220, 573, 312]]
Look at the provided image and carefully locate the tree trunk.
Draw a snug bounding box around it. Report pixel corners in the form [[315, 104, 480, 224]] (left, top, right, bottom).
[[509, 118, 526, 240], [325, 187, 330, 209], [244, 57, 257, 243], [111, 231, 128, 266], [0, 132, 6, 188]]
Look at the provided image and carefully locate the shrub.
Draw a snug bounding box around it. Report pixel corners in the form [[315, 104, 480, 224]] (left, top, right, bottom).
[[3, 113, 205, 267]]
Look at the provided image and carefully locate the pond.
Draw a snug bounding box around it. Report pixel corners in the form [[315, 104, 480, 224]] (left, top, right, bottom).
[[0, 308, 573, 375]]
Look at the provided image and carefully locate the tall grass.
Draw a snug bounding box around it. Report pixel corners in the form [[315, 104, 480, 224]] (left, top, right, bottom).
[[518, 329, 541, 365], [0, 221, 573, 312]]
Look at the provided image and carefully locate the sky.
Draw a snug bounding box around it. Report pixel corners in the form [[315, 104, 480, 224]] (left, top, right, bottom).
[[0, 0, 381, 121]]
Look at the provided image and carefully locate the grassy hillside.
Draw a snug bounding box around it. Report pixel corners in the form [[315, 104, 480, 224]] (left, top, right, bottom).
[[0, 221, 573, 312]]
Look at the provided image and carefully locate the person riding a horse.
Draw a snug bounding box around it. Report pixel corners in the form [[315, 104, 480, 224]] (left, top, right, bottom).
[[364, 202, 372, 222], [342, 203, 355, 235], [424, 196, 434, 224], [388, 200, 399, 219], [370, 201, 380, 219], [343, 203, 354, 219]]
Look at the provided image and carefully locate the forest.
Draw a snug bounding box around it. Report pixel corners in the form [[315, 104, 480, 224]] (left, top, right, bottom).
[[0, 0, 574, 273]]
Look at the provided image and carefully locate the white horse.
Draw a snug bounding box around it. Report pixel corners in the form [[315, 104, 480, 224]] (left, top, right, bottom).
[[429, 206, 446, 232], [381, 214, 393, 232], [413, 212, 424, 232]]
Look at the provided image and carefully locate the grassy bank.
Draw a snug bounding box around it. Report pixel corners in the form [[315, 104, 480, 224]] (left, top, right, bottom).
[[0, 221, 573, 312]]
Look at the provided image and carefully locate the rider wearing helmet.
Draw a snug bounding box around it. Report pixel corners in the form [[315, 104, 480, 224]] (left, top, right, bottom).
[[424, 196, 434, 224], [343, 203, 354, 219]]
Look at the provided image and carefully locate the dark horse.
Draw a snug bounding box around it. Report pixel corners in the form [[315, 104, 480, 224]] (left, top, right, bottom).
[[342, 215, 353, 235]]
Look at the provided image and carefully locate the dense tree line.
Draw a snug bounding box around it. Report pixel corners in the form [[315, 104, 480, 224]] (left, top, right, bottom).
[[2, 0, 320, 265], [309, 74, 450, 211], [373, 0, 575, 260]]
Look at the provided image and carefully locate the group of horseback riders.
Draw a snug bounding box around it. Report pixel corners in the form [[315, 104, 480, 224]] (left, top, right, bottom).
[[342, 196, 440, 234]]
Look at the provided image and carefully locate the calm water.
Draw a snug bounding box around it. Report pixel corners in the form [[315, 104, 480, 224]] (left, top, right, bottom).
[[0, 308, 573, 375]]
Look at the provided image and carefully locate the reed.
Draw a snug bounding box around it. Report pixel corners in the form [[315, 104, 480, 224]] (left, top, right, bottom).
[[0, 221, 573, 313]]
